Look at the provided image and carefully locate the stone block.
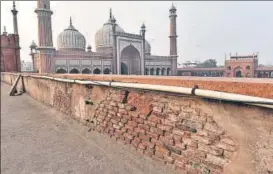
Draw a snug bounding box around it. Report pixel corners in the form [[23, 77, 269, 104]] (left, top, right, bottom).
[[146, 131, 160, 140], [153, 106, 163, 113], [167, 114, 180, 122], [182, 138, 198, 148], [138, 124, 150, 131], [150, 127, 163, 135], [198, 144, 223, 156], [163, 119, 176, 127], [191, 135, 213, 145], [145, 121, 157, 127], [127, 121, 138, 127], [157, 124, 173, 132], [220, 137, 236, 146], [173, 128, 185, 137], [204, 123, 224, 135], [183, 119, 203, 130], [142, 141, 155, 149], [205, 154, 227, 167], [139, 133, 151, 142], [164, 144, 182, 155], [148, 115, 161, 124], [216, 142, 236, 152]]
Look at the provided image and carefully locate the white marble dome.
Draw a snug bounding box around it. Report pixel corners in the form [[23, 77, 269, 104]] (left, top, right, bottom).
[[57, 19, 86, 51], [145, 40, 151, 54], [95, 19, 125, 49]]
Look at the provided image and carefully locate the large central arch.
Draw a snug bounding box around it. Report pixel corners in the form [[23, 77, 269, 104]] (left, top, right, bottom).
[[120, 45, 141, 75]]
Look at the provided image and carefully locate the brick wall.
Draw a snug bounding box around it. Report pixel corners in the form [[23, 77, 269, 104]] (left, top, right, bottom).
[[1, 73, 273, 174]]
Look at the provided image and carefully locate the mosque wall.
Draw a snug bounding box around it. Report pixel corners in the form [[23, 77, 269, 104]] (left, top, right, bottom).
[[2, 72, 273, 174]]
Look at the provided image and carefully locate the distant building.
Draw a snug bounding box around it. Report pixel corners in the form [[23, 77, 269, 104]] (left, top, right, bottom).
[[177, 53, 273, 78], [21, 61, 33, 72], [0, 2, 21, 72], [30, 0, 178, 75]]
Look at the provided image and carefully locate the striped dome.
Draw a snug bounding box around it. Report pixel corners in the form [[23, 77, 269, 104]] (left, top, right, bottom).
[[57, 18, 86, 51], [145, 40, 151, 54], [95, 19, 125, 49]]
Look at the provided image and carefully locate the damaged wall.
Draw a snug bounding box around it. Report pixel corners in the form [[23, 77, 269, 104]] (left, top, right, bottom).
[[1, 73, 273, 174]]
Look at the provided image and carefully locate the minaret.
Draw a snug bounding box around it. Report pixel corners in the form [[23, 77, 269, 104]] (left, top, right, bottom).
[[169, 3, 178, 75], [111, 9, 118, 74], [35, 0, 54, 48], [141, 23, 146, 75], [34, 0, 55, 73], [11, 1, 18, 35], [169, 3, 177, 56]]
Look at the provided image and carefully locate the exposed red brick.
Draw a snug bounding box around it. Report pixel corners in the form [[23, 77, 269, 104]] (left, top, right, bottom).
[[145, 120, 157, 127], [139, 133, 151, 142], [148, 115, 161, 124], [146, 131, 160, 140], [150, 127, 163, 135], [138, 124, 150, 131]]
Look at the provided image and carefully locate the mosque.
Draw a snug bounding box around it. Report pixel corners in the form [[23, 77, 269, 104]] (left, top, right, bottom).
[[29, 0, 178, 75]]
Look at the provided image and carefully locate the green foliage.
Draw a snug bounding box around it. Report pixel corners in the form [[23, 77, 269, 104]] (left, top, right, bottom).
[[196, 59, 217, 68]]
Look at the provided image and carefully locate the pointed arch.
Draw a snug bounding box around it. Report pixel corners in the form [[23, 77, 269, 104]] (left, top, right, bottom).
[[82, 68, 91, 74], [93, 68, 101, 74], [69, 68, 79, 74], [56, 68, 67, 74], [103, 68, 111, 74]]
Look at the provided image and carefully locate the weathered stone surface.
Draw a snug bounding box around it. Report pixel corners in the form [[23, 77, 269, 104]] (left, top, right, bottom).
[[155, 146, 170, 156], [148, 115, 161, 124], [205, 154, 228, 167], [204, 123, 224, 135], [157, 124, 173, 132], [216, 142, 236, 152], [150, 127, 163, 135], [191, 135, 213, 145], [164, 144, 182, 155], [220, 137, 236, 146], [198, 144, 223, 156]]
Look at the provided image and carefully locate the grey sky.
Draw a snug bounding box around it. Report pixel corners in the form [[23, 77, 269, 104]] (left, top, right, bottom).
[[1, 1, 273, 65]]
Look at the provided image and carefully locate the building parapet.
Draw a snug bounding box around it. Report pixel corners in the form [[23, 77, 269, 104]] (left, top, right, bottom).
[[116, 32, 143, 39]]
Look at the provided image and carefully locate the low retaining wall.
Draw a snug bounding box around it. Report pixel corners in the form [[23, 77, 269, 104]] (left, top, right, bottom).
[[1, 73, 273, 174]]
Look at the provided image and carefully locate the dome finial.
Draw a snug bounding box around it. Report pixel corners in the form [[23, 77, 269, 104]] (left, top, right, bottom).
[[70, 16, 72, 26], [13, 1, 16, 10], [109, 8, 112, 19]]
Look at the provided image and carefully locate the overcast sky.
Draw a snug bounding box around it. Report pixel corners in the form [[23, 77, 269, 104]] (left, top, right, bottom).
[[1, 1, 273, 65]]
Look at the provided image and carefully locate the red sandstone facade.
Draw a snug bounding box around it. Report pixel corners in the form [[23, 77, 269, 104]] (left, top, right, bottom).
[[178, 53, 273, 78], [0, 33, 21, 72], [0, 2, 21, 72]]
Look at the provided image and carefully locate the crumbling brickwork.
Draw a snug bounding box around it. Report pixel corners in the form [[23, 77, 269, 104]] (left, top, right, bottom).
[[89, 89, 236, 173], [1, 73, 273, 174]]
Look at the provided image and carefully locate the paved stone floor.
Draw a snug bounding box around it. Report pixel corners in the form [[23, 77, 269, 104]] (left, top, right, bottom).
[[1, 83, 181, 174]]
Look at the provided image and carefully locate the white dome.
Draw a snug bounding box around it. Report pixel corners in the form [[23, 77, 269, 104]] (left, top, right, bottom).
[[145, 40, 151, 54], [57, 19, 86, 51], [95, 19, 125, 49]]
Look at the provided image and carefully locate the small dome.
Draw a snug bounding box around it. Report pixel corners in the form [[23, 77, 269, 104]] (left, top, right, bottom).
[[30, 40, 37, 49], [145, 40, 151, 54], [95, 17, 125, 49], [57, 17, 86, 51]]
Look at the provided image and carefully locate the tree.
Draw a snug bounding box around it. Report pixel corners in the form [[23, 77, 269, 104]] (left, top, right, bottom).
[[196, 59, 217, 68]]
